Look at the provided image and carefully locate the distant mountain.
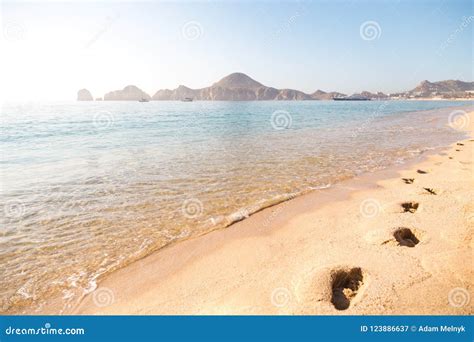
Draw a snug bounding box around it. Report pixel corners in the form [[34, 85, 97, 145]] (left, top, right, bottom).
[[410, 80, 474, 95], [212, 72, 263, 90], [358, 91, 389, 100], [104, 85, 151, 101], [152, 73, 316, 101], [311, 89, 346, 100], [77, 89, 93, 101], [275, 89, 312, 100], [81, 75, 473, 101], [383, 80, 474, 99]]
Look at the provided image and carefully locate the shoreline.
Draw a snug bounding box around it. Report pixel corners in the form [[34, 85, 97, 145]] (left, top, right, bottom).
[[28, 110, 473, 315], [78, 98, 473, 102]]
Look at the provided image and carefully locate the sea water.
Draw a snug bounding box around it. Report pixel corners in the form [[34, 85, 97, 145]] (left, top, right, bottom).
[[0, 100, 471, 313]]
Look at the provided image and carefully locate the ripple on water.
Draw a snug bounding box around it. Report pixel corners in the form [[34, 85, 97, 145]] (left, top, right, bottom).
[[0, 101, 470, 313]]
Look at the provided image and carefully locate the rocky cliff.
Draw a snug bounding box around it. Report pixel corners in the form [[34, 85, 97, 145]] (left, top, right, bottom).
[[93, 74, 473, 101], [77, 89, 93, 101], [409, 80, 474, 96], [104, 85, 151, 101], [311, 90, 347, 100], [152, 73, 317, 101]]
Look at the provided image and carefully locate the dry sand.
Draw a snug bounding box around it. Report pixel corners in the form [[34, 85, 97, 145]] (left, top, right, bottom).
[[41, 112, 473, 315]]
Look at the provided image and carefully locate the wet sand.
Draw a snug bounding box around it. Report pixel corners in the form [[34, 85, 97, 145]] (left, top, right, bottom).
[[33, 112, 473, 315]]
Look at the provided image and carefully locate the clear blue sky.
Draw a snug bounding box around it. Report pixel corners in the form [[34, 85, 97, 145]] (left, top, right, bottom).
[[1, 0, 473, 100]]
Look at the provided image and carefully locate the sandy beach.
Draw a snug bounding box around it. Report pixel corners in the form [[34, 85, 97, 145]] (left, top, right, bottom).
[[24, 111, 469, 316]]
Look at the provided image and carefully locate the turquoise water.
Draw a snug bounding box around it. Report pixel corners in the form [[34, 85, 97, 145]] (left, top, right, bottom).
[[0, 100, 471, 313]]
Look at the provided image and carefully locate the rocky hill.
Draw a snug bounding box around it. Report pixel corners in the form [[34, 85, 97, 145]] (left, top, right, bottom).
[[104, 85, 151, 101], [358, 91, 389, 100], [79, 75, 473, 101], [152, 73, 315, 101], [410, 80, 473, 94], [311, 89, 346, 100], [77, 89, 93, 101]]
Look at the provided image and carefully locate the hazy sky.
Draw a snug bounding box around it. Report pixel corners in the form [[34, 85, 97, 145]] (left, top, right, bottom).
[[1, 0, 472, 100]]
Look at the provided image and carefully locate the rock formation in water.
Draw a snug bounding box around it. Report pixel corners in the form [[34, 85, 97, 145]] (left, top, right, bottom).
[[77, 89, 93, 101], [104, 85, 151, 101]]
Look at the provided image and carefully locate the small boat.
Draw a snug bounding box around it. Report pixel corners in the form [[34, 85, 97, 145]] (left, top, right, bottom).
[[181, 97, 193, 102], [138, 98, 149, 102], [333, 95, 370, 101]]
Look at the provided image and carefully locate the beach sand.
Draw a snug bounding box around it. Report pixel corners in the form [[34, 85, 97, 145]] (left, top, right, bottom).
[[39, 112, 473, 315]]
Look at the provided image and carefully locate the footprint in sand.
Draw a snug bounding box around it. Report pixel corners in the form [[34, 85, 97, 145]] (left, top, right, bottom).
[[401, 202, 419, 213], [380, 227, 426, 247], [393, 228, 420, 247], [402, 178, 414, 184], [417, 169, 428, 174], [330, 267, 364, 310], [457, 143, 464, 146], [423, 187, 437, 195]]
